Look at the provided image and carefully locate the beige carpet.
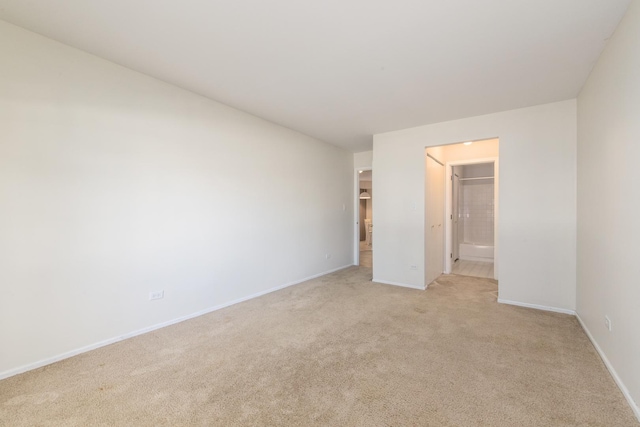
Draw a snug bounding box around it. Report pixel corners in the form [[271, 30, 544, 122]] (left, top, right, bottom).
[[1, 267, 637, 426]]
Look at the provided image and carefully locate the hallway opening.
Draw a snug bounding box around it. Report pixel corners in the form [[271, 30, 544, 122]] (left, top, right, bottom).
[[356, 169, 372, 268]]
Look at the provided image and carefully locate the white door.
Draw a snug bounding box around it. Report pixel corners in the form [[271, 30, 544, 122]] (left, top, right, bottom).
[[426, 154, 444, 285]]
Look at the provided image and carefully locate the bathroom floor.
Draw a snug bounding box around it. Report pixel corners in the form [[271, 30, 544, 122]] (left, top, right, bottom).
[[452, 259, 494, 279], [359, 240, 372, 268]]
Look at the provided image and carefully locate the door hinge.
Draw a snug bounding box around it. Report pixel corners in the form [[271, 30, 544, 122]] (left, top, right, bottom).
[[450, 253, 453, 258]]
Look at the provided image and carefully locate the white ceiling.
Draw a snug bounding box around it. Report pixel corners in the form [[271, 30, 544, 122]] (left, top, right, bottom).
[[0, 1, 631, 152]]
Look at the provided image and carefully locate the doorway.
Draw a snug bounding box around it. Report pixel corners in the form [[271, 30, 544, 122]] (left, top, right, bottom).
[[425, 138, 499, 285], [356, 169, 373, 268], [448, 161, 496, 279]]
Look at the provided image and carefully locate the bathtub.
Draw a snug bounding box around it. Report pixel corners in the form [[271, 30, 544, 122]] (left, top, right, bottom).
[[459, 243, 494, 262]]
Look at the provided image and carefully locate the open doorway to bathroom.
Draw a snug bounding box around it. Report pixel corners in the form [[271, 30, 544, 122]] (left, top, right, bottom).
[[358, 170, 373, 268], [449, 161, 496, 279], [425, 138, 499, 285]]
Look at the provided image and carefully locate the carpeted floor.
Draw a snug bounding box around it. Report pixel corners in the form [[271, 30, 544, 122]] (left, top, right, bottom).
[[1, 267, 637, 426]]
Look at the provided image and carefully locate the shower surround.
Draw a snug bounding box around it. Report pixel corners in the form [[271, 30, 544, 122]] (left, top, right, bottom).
[[458, 163, 494, 261]]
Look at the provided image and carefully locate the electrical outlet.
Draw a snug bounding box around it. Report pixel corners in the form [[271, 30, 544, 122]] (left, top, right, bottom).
[[410, 265, 417, 270], [325, 254, 332, 260], [604, 316, 612, 332], [149, 290, 164, 301]]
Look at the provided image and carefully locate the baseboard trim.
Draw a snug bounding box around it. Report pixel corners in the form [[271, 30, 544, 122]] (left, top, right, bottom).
[[498, 300, 639, 421], [576, 314, 640, 422], [497, 298, 576, 315], [0, 264, 352, 381], [372, 278, 425, 290]]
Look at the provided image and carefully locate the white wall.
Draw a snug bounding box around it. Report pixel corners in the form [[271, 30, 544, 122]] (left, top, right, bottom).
[[438, 139, 499, 164], [0, 21, 353, 377], [373, 100, 577, 311], [354, 151, 373, 170], [577, 0, 640, 416]]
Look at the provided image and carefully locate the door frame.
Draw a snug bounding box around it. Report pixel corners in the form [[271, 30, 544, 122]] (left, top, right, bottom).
[[452, 169, 460, 263], [354, 167, 372, 266], [444, 157, 499, 279]]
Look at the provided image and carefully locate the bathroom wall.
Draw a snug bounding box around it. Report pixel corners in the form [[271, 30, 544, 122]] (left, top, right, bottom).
[[460, 163, 495, 246]]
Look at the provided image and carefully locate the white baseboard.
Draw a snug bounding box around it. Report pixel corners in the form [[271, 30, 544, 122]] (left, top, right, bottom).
[[0, 264, 352, 381], [372, 278, 425, 290], [576, 314, 640, 422], [497, 298, 576, 315], [498, 299, 639, 421]]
